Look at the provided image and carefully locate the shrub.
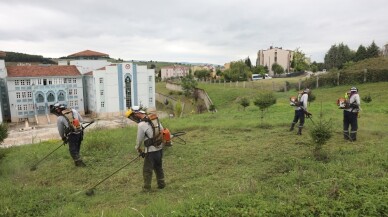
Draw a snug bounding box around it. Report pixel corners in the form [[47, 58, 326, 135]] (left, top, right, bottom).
[[362, 94, 372, 103], [0, 123, 8, 144], [239, 97, 250, 110], [254, 92, 276, 121]]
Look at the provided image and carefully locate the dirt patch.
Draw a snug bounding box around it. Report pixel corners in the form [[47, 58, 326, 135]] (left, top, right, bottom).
[[0, 111, 168, 148], [0, 117, 133, 148]]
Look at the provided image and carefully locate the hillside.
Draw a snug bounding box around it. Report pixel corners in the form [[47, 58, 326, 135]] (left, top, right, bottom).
[[0, 82, 387, 216]]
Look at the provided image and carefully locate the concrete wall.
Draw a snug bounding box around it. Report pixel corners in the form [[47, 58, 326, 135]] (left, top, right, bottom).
[[164, 82, 215, 112]]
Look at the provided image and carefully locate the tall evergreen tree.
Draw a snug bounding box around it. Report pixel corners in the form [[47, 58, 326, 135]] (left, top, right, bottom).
[[324, 43, 354, 69], [354, 45, 367, 62], [366, 41, 380, 58], [245, 57, 252, 69]]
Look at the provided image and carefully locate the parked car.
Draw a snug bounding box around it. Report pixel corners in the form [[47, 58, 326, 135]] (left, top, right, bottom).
[[264, 74, 272, 79], [252, 74, 262, 80]]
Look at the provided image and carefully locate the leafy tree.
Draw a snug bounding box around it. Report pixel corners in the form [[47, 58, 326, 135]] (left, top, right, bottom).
[[252, 65, 267, 76], [222, 61, 251, 82], [366, 41, 380, 58], [194, 69, 211, 80], [310, 64, 318, 72], [291, 48, 309, 72], [181, 74, 197, 97], [244, 57, 252, 69], [354, 45, 367, 62], [0, 123, 8, 144], [254, 92, 276, 122], [271, 63, 284, 76]]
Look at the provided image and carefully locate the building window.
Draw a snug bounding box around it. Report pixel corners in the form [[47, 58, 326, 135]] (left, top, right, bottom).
[[149, 97, 153, 103], [149, 87, 152, 93], [23, 104, 27, 110], [149, 76, 152, 82], [16, 92, 21, 99], [27, 92, 32, 98], [17, 105, 22, 111], [58, 92, 65, 101], [36, 94, 44, 103], [22, 92, 26, 98], [68, 89, 73, 95], [15, 80, 19, 85], [20, 80, 25, 85], [101, 102, 105, 108], [100, 90, 104, 96], [47, 93, 55, 102], [26, 80, 31, 85], [73, 89, 77, 95], [38, 79, 42, 85], [74, 100, 78, 106], [73, 78, 77, 83], [99, 78, 104, 84]]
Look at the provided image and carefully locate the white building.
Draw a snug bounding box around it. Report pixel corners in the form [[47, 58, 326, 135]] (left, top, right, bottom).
[[256, 46, 293, 76], [161, 65, 189, 80], [4, 65, 84, 124], [0, 50, 157, 122], [58, 50, 110, 74], [84, 62, 155, 117]]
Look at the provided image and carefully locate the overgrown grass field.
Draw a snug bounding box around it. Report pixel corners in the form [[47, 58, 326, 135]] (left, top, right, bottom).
[[0, 82, 387, 216]]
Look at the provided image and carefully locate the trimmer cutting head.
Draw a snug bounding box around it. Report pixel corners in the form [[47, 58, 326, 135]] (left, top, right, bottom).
[[85, 188, 95, 196]]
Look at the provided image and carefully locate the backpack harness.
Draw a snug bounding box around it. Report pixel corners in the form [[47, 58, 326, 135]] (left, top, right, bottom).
[[142, 113, 171, 147], [61, 108, 82, 135]]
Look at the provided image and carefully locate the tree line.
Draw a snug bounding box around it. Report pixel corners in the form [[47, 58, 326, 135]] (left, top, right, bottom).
[[324, 41, 380, 70], [4, 51, 56, 64]]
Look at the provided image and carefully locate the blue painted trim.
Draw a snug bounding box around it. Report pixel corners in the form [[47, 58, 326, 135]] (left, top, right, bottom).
[[118, 64, 124, 110], [133, 64, 138, 106]]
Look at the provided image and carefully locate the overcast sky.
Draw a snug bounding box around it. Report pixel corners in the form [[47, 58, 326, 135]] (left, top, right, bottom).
[[1, 0, 387, 65]]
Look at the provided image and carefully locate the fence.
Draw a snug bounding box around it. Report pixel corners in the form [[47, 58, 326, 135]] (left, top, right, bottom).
[[301, 69, 388, 89]]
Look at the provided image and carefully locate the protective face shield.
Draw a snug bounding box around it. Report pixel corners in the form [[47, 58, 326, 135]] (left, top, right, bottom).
[[50, 103, 66, 116]]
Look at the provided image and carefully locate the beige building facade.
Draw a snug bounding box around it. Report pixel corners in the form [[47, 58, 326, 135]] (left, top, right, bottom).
[[256, 46, 293, 76]]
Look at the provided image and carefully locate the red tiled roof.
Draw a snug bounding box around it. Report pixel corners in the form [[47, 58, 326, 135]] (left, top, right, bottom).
[[68, 50, 109, 58], [6, 65, 81, 77], [0, 51, 6, 58]]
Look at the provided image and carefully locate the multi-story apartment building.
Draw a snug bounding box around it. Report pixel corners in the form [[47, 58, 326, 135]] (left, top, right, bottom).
[[256, 46, 293, 76], [3, 65, 84, 124], [84, 62, 155, 117], [161, 65, 189, 80]]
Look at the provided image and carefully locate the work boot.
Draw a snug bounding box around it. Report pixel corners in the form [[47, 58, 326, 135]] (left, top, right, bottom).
[[289, 123, 295, 131], [343, 131, 349, 140], [350, 132, 357, 141], [297, 128, 302, 135], [75, 159, 86, 167]]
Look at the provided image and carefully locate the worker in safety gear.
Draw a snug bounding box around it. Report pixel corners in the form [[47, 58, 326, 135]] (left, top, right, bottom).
[[125, 106, 166, 191], [289, 88, 309, 135], [343, 87, 360, 141], [50, 103, 86, 167]]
